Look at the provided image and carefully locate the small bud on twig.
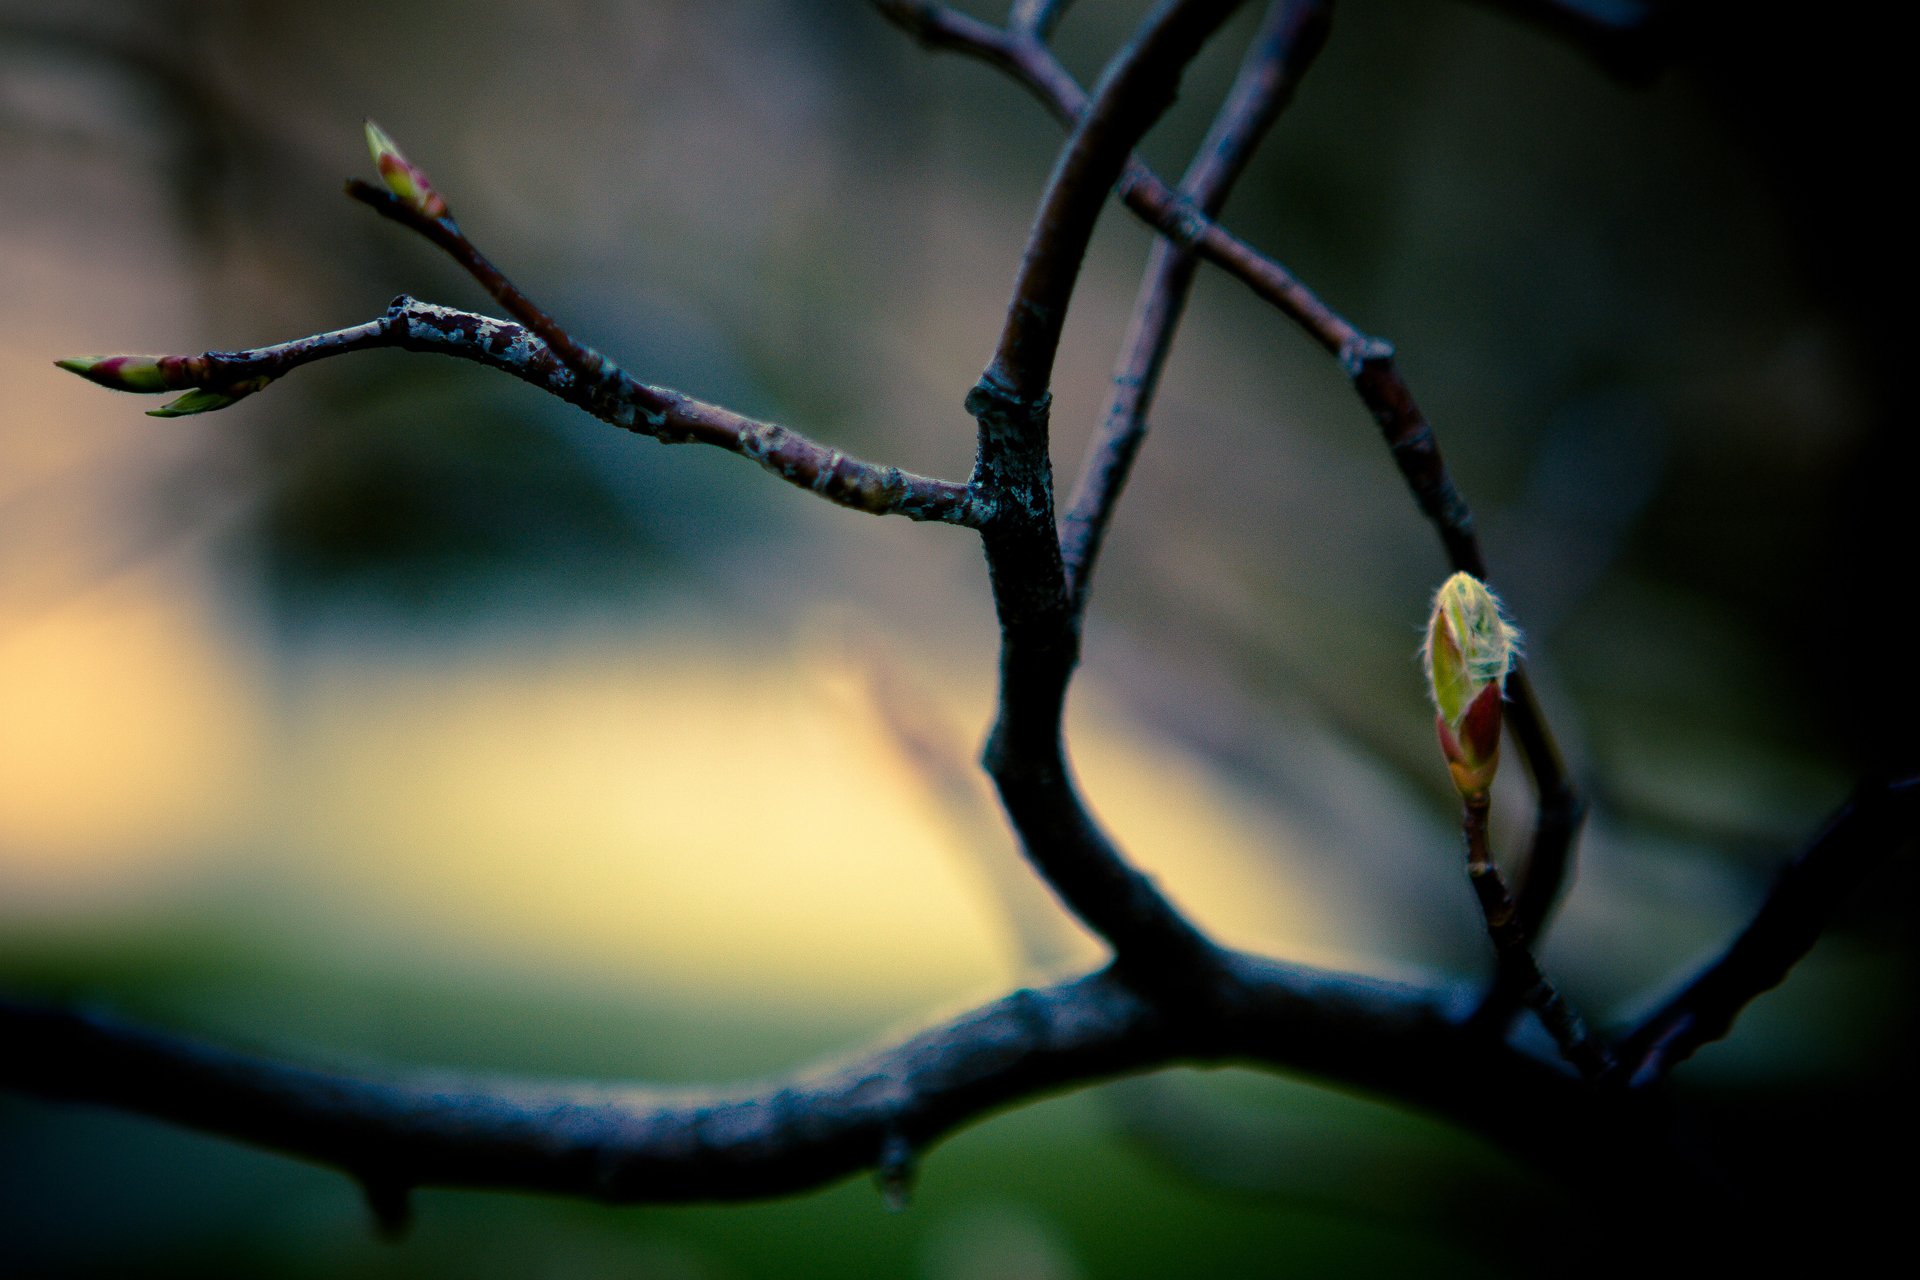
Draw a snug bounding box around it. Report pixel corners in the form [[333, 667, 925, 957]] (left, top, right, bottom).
[[57, 354, 270, 417], [364, 120, 449, 220], [1422, 571, 1521, 800], [54, 355, 179, 393]]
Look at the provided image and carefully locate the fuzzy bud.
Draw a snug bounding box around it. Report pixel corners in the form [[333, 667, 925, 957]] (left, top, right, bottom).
[[364, 120, 448, 220], [1422, 571, 1521, 799]]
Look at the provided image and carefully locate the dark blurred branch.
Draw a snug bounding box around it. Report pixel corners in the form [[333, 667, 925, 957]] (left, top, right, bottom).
[[1062, 0, 1331, 604], [1614, 777, 1920, 1085], [1, 952, 1625, 1208], [879, 0, 1585, 987], [964, 0, 1246, 987]]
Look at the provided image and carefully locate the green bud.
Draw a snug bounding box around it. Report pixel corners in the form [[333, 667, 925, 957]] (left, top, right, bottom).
[[365, 120, 449, 219], [55, 355, 177, 393], [1422, 571, 1520, 799]]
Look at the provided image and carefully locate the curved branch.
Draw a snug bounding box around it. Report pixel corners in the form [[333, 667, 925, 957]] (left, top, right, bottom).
[[965, 0, 1248, 984], [2, 952, 1605, 1207], [881, 0, 1585, 966]]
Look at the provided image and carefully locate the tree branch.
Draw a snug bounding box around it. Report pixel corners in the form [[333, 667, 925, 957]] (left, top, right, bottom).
[[342, 171, 665, 422], [881, 0, 1585, 973], [1462, 794, 1610, 1079], [980, 0, 1247, 406], [1613, 777, 1920, 1085], [874, 0, 1358, 352], [2, 951, 1616, 1208], [13, 1, 1888, 1244], [59, 297, 978, 525], [1061, 0, 1331, 605], [964, 0, 1248, 986]]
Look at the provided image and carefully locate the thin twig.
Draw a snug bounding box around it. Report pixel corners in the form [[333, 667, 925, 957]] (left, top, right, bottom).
[[1061, 0, 1331, 605], [68, 299, 978, 524], [873, 1, 1358, 350], [1614, 777, 1920, 1086], [1462, 794, 1611, 1079], [344, 182, 665, 421]]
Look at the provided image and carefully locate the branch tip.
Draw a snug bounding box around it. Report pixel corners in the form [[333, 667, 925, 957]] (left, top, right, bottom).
[[55, 354, 175, 392], [363, 118, 449, 220]]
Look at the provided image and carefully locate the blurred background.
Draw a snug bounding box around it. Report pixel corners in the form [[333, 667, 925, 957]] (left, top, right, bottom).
[[2, 1, 1911, 1275]]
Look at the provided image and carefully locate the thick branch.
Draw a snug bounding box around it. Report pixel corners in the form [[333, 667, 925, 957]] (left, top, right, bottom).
[[3, 951, 1622, 1207], [1061, 0, 1331, 604], [1614, 777, 1920, 1085], [71, 299, 977, 524], [966, 1, 1246, 983]]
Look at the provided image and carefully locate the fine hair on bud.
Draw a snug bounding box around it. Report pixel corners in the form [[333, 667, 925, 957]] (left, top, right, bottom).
[[1422, 571, 1521, 716], [1422, 572, 1522, 799]]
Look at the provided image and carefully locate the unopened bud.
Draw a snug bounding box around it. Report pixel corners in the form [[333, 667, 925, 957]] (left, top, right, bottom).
[[364, 120, 448, 219], [1422, 571, 1520, 799], [55, 355, 179, 393]]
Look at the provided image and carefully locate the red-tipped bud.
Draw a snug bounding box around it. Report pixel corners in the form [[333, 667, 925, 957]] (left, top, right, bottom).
[[1422, 572, 1521, 800], [364, 120, 449, 219], [55, 355, 184, 393]]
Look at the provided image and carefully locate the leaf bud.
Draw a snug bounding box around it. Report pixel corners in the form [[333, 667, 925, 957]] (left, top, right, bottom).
[[55, 355, 178, 393], [364, 120, 449, 219], [1422, 571, 1521, 799]]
